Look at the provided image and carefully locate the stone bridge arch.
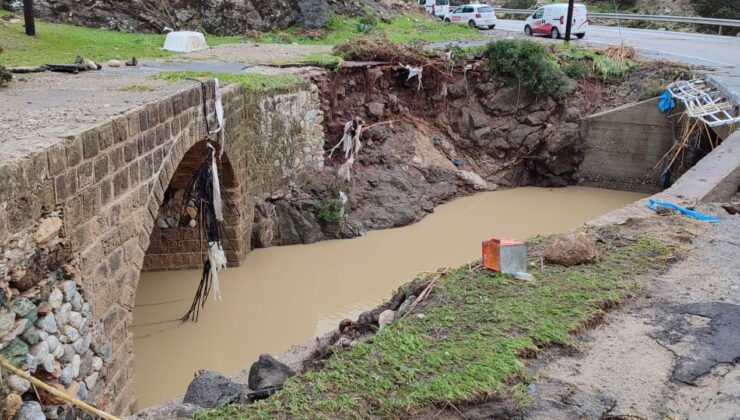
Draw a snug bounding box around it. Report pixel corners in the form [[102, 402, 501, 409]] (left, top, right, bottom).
[[0, 79, 324, 415]]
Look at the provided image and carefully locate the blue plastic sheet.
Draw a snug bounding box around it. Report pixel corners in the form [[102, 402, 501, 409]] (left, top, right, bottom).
[[659, 90, 676, 113], [648, 199, 721, 222]]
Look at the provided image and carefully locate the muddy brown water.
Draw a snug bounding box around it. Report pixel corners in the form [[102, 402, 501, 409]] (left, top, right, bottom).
[[132, 186, 645, 407]]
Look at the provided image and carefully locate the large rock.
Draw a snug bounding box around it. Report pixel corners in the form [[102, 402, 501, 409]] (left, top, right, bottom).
[[33, 217, 62, 244], [248, 354, 295, 390], [544, 232, 597, 266], [182, 371, 242, 409]]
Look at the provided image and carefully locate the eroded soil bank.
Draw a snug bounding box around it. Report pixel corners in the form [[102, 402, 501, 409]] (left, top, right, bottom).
[[133, 186, 643, 407], [251, 44, 691, 248]]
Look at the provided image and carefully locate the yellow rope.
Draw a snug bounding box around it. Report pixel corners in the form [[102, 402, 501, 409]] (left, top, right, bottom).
[[0, 355, 120, 420]]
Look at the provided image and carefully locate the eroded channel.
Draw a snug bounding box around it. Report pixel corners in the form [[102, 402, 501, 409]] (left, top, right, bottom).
[[132, 186, 645, 407]]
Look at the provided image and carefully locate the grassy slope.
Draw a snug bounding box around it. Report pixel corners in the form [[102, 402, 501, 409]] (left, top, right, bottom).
[[151, 71, 304, 92], [256, 15, 485, 46], [197, 232, 676, 419], [0, 12, 240, 67]]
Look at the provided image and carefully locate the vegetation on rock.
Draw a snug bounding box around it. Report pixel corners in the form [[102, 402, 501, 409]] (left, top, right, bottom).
[[485, 39, 568, 97]]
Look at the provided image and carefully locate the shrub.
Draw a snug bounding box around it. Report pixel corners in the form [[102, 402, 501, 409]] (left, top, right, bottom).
[[563, 61, 590, 80], [358, 15, 379, 26], [485, 39, 568, 97], [313, 199, 344, 226], [0, 47, 11, 87]]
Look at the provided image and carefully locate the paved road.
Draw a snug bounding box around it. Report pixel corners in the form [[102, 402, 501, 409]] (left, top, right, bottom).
[[492, 20, 740, 103]]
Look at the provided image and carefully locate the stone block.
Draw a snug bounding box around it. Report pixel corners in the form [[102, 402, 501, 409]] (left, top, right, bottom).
[[81, 187, 101, 220], [127, 112, 140, 137], [98, 122, 115, 152], [94, 155, 109, 182], [78, 161, 95, 189], [55, 170, 78, 202], [138, 109, 149, 132], [111, 117, 129, 143], [114, 170, 129, 197], [128, 161, 140, 185], [65, 137, 83, 167], [147, 103, 160, 126], [124, 141, 138, 162], [109, 146, 124, 169], [82, 129, 100, 159], [48, 143, 67, 176], [100, 178, 113, 206]]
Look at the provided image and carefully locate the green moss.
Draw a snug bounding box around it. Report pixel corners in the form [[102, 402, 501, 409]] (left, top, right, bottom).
[[196, 233, 676, 419], [118, 84, 154, 93], [253, 14, 484, 46], [151, 71, 304, 92], [0, 18, 241, 67]]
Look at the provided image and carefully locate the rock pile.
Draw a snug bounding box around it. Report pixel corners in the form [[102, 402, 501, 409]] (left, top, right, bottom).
[[0, 211, 110, 420], [155, 188, 197, 229]]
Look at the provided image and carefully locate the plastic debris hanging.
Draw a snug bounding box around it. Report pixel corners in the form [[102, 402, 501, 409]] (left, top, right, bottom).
[[401, 63, 423, 90], [328, 117, 364, 182], [666, 79, 740, 127], [180, 79, 237, 322]]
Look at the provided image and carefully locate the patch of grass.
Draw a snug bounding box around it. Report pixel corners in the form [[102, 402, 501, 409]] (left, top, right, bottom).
[[560, 45, 637, 81], [197, 232, 676, 419], [0, 18, 241, 67], [297, 52, 343, 68], [118, 84, 154, 93], [254, 14, 483, 46], [151, 71, 303, 92]]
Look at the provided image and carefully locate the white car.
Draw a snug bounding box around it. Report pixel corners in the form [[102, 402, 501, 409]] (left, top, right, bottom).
[[418, 0, 450, 19], [524, 3, 588, 39], [444, 4, 497, 29]]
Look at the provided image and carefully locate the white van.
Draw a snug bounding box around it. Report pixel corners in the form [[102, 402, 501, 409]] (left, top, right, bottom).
[[524, 3, 588, 39], [418, 0, 450, 19]]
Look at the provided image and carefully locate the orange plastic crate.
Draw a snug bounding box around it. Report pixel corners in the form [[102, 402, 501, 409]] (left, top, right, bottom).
[[482, 238, 527, 273]]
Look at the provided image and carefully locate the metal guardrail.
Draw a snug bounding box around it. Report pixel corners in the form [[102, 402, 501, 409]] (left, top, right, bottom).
[[496, 8, 740, 34]]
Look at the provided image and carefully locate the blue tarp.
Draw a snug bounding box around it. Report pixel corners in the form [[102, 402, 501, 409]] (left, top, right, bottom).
[[648, 199, 721, 222], [659, 90, 676, 113]]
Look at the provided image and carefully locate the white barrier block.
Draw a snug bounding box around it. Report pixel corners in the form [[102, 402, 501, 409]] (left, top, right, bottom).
[[163, 31, 209, 53]]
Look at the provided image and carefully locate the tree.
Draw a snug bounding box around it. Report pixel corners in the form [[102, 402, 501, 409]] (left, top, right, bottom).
[[23, 0, 36, 36]]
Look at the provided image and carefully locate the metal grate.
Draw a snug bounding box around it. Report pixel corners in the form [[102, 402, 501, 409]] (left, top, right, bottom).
[[667, 79, 740, 127]]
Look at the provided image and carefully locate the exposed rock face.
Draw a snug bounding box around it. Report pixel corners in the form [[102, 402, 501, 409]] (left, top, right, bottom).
[[248, 354, 295, 390], [27, 0, 396, 35], [544, 232, 597, 266], [183, 371, 243, 409]]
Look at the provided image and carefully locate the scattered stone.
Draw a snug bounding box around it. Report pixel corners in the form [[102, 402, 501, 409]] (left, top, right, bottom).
[[78, 352, 93, 378], [46, 334, 60, 353], [416, 313, 426, 319], [366, 102, 385, 119], [335, 337, 353, 348], [397, 295, 416, 316], [60, 280, 77, 302], [8, 374, 31, 394], [70, 292, 83, 311], [22, 327, 44, 345], [29, 341, 50, 361], [80, 303, 90, 317], [37, 303, 53, 318], [55, 302, 71, 325], [33, 217, 62, 244], [514, 272, 535, 281], [14, 401, 45, 420], [64, 325, 80, 342], [60, 366, 74, 386], [544, 232, 597, 267], [248, 354, 295, 390], [72, 354, 81, 377], [68, 312, 83, 329], [92, 356, 103, 371], [36, 314, 59, 334], [182, 370, 242, 409], [48, 288, 63, 309], [84, 372, 99, 389], [60, 345, 75, 365], [0, 311, 15, 336], [44, 406, 64, 420], [4, 393, 22, 420], [77, 381, 88, 401], [106, 59, 125, 67], [378, 309, 395, 330], [10, 297, 35, 317]]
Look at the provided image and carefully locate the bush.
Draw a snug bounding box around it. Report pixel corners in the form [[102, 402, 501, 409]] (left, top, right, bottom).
[[313, 199, 344, 226], [563, 61, 590, 80], [485, 39, 568, 97], [358, 15, 379, 26], [0, 47, 11, 87]]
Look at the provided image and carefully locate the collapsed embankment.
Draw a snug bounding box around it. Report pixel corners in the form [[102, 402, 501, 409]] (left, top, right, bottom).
[[252, 40, 692, 248]]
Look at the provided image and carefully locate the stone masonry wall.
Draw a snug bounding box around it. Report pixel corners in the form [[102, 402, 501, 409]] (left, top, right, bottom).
[[0, 79, 324, 415], [143, 84, 325, 271]]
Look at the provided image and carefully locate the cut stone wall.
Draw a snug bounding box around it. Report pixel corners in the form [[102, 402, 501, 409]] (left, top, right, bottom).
[[0, 79, 324, 415]]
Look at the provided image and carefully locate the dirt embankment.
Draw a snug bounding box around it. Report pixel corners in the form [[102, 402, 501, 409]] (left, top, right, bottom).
[[251, 47, 690, 248]]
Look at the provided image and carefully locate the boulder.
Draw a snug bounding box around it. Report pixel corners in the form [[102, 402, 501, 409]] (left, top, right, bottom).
[[366, 102, 385, 119], [544, 232, 597, 266], [378, 310, 395, 330], [248, 354, 295, 390], [33, 217, 62, 244], [183, 371, 242, 409]]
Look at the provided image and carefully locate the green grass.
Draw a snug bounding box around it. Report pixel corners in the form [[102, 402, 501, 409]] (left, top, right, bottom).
[[0, 16, 242, 67], [254, 14, 484, 46], [118, 84, 154, 93], [559, 44, 637, 81], [151, 71, 304, 92], [196, 231, 676, 419]]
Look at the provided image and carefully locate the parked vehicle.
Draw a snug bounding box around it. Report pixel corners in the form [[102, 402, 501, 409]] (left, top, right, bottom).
[[443, 4, 497, 29], [524, 3, 588, 39], [418, 0, 450, 19]]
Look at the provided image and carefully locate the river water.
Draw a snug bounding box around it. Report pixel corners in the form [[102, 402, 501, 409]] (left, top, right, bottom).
[[132, 186, 644, 407]]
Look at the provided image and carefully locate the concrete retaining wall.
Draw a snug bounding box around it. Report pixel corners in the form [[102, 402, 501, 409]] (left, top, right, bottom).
[[578, 98, 674, 193]]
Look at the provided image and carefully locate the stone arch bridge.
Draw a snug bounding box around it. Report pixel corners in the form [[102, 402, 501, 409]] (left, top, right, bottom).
[[0, 79, 324, 414]]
